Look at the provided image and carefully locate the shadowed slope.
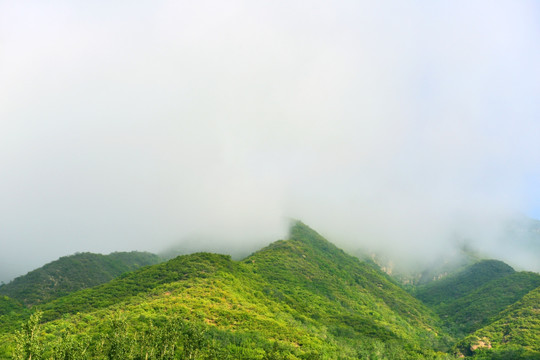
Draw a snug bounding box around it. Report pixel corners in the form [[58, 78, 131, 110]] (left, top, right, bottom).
[[415, 260, 515, 306]]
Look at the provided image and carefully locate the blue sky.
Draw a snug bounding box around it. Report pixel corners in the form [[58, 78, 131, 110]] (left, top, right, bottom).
[[1, 1, 539, 281]]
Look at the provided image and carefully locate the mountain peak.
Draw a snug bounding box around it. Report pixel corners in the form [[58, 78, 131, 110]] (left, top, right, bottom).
[[287, 220, 346, 255]]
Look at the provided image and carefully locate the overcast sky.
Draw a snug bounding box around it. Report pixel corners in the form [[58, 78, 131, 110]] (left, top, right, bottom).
[[1, 1, 540, 282]]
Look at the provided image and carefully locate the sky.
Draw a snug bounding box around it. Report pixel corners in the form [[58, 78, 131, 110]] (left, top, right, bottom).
[[1, 1, 540, 283]]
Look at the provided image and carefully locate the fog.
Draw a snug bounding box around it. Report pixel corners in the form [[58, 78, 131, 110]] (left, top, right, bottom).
[[1, 1, 540, 283]]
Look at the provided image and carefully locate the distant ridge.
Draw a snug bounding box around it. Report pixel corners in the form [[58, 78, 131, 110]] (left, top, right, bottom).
[[0, 251, 162, 306], [415, 259, 515, 306], [414, 258, 540, 341]]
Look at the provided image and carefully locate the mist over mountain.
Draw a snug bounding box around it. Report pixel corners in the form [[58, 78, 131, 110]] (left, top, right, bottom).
[[1, 1, 540, 283], [2, 221, 539, 359], [0, 222, 451, 358], [351, 213, 540, 281]]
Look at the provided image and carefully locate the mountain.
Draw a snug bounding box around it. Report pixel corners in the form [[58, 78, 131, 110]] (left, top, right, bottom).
[[2, 221, 538, 359], [455, 286, 540, 359], [414, 259, 540, 344], [245, 222, 443, 345], [0, 222, 450, 359], [415, 260, 515, 306], [435, 271, 540, 335], [0, 251, 162, 306]]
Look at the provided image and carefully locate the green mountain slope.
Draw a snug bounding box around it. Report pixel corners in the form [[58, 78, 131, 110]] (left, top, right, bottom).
[[414, 259, 540, 340], [38, 252, 236, 321], [0, 296, 29, 336], [0, 296, 22, 316], [246, 222, 443, 344], [0, 222, 451, 359], [415, 260, 515, 306], [437, 272, 540, 335], [455, 286, 540, 359], [0, 251, 162, 306]]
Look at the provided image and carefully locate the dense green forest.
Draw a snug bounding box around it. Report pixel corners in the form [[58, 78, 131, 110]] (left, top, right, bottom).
[[0, 222, 538, 359], [455, 286, 540, 359], [433, 272, 540, 336], [414, 260, 540, 338], [415, 260, 515, 306], [0, 252, 162, 306]]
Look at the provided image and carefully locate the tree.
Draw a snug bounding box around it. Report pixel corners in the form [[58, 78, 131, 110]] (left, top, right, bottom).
[[13, 311, 43, 360]]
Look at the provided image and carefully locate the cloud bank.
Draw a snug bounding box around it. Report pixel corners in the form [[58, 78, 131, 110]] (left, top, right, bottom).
[[1, 1, 540, 281]]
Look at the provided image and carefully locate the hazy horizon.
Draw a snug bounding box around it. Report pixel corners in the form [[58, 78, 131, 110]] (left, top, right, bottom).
[[1, 1, 540, 283]]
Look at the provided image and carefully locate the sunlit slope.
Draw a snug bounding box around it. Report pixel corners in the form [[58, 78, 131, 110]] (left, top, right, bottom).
[[0, 251, 162, 306], [37, 252, 237, 321], [0, 222, 450, 359], [245, 222, 443, 343], [455, 286, 540, 358]]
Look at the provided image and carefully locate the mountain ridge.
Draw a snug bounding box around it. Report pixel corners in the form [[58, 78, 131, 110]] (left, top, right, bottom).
[[1, 221, 538, 359], [0, 222, 451, 359], [0, 251, 162, 306]]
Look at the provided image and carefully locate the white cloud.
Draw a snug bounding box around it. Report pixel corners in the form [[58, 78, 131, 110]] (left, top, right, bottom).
[[1, 1, 539, 281]]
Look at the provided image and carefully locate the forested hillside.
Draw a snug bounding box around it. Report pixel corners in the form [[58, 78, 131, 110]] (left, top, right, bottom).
[[455, 286, 540, 359], [1, 222, 539, 359], [435, 272, 540, 335], [0, 251, 162, 306], [414, 260, 540, 338], [0, 223, 451, 359], [415, 260, 515, 306], [0, 296, 22, 316], [245, 223, 443, 345]]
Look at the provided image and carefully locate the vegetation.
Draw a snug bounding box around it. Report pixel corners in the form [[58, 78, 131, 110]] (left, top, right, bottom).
[[0, 252, 162, 306], [414, 258, 540, 343], [0, 222, 455, 359], [0, 221, 538, 359], [0, 296, 28, 335], [0, 296, 23, 316], [436, 272, 540, 335], [245, 223, 445, 346], [454, 286, 540, 358], [37, 252, 236, 322], [415, 260, 515, 306]]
